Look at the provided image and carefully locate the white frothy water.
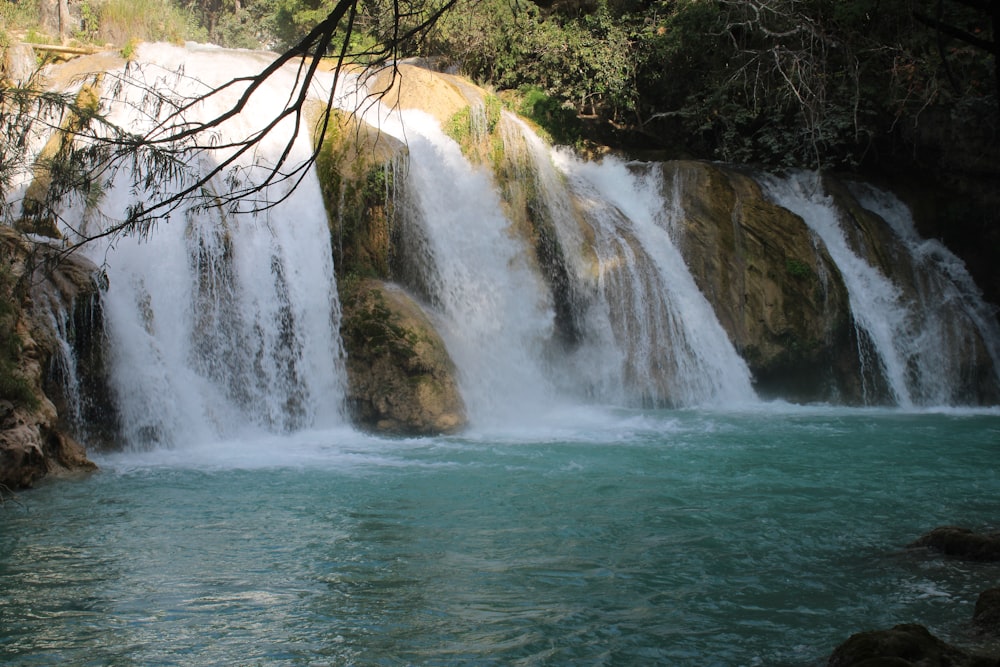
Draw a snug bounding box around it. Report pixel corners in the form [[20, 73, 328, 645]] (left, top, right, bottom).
[[373, 109, 562, 426], [762, 172, 916, 405], [551, 151, 757, 407], [62, 44, 348, 447], [762, 171, 1000, 406], [849, 182, 1000, 403]]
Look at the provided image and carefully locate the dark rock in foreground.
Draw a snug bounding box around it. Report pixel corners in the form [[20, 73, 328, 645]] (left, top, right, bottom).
[[828, 623, 999, 667], [974, 588, 1000, 637], [908, 526, 1000, 561]]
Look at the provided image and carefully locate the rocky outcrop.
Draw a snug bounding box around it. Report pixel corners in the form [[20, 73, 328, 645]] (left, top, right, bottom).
[[0, 227, 99, 488], [314, 111, 466, 435], [659, 161, 864, 402], [974, 588, 1000, 636], [340, 279, 465, 435], [828, 623, 998, 667], [908, 526, 1000, 562], [369, 61, 485, 127]]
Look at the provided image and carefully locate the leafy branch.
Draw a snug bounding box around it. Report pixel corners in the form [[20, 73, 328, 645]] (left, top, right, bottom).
[[3, 0, 459, 253]]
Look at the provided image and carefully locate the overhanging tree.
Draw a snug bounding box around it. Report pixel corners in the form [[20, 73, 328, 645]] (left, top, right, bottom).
[[2, 0, 460, 250]]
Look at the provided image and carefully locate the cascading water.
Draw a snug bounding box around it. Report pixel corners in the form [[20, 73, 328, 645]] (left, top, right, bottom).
[[368, 103, 757, 411], [546, 149, 757, 407], [848, 182, 1000, 404], [761, 171, 1000, 406], [55, 44, 349, 447], [761, 172, 915, 405], [367, 108, 563, 426], [24, 47, 1000, 449]]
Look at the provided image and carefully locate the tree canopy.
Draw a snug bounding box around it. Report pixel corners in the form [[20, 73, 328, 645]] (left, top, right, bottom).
[[1, 0, 997, 240]]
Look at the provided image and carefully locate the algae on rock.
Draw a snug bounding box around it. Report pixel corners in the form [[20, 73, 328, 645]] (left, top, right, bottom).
[[339, 279, 465, 435], [0, 227, 100, 489], [313, 103, 467, 434]]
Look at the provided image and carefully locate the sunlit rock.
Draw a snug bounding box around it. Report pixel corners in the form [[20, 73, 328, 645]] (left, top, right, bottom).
[[659, 161, 862, 402], [340, 279, 465, 435]]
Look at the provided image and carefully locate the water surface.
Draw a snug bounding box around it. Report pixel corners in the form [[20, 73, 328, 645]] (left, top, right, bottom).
[[2, 407, 999, 665]]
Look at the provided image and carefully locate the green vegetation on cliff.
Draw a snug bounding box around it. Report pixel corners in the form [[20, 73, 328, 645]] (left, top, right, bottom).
[[0, 248, 34, 407]]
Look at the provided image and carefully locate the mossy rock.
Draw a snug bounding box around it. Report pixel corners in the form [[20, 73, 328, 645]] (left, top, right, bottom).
[[660, 160, 867, 403], [312, 106, 408, 280], [339, 278, 465, 435], [0, 227, 99, 488]]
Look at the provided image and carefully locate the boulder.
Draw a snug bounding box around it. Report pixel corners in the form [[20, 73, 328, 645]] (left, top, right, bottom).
[[340, 279, 465, 435], [828, 623, 998, 667], [908, 526, 1000, 561], [974, 588, 1000, 636]]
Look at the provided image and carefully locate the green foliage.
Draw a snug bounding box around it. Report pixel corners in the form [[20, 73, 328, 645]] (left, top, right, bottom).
[[88, 0, 206, 45], [444, 95, 506, 168], [431, 0, 997, 170], [0, 0, 40, 31], [785, 258, 813, 280], [0, 249, 36, 408], [514, 85, 582, 147], [435, 0, 637, 124]]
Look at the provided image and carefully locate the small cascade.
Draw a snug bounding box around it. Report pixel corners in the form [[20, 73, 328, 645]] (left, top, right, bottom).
[[559, 154, 757, 407], [848, 183, 1000, 404], [377, 109, 562, 425], [501, 117, 756, 407], [54, 44, 348, 447], [762, 173, 916, 405], [761, 171, 1000, 406]]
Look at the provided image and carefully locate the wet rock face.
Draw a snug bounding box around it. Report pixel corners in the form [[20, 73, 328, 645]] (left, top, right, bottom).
[[340, 279, 466, 436], [0, 229, 100, 488], [660, 161, 863, 403]]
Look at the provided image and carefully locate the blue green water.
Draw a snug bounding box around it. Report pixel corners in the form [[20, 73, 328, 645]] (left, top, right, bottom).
[[2, 407, 999, 666]]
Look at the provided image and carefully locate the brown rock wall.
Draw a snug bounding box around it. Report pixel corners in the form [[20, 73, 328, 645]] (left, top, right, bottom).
[[660, 161, 864, 402]]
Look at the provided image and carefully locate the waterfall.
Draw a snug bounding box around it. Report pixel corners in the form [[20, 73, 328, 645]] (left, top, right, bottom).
[[761, 172, 914, 405], [544, 149, 757, 407], [58, 44, 348, 447], [761, 171, 1000, 406], [374, 109, 563, 425], [21, 48, 1000, 451], [848, 182, 1000, 404]]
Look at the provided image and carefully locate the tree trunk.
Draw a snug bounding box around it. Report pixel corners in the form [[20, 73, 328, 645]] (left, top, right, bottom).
[[38, 0, 73, 43], [58, 0, 72, 44]]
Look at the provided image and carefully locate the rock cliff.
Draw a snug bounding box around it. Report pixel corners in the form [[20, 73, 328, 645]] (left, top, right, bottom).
[[659, 162, 864, 403], [313, 102, 468, 435], [0, 228, 98, 489]]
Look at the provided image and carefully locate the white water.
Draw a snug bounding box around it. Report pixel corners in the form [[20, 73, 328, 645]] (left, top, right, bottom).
[[762, 172, 916, 405], [20, 46, 1000, 451], [373, 109, 563, 426], [60, 44, 349, 447], [849, 182, 1000, 403], [761, 172, 1000, 406], [550, 151, 756, 406]]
